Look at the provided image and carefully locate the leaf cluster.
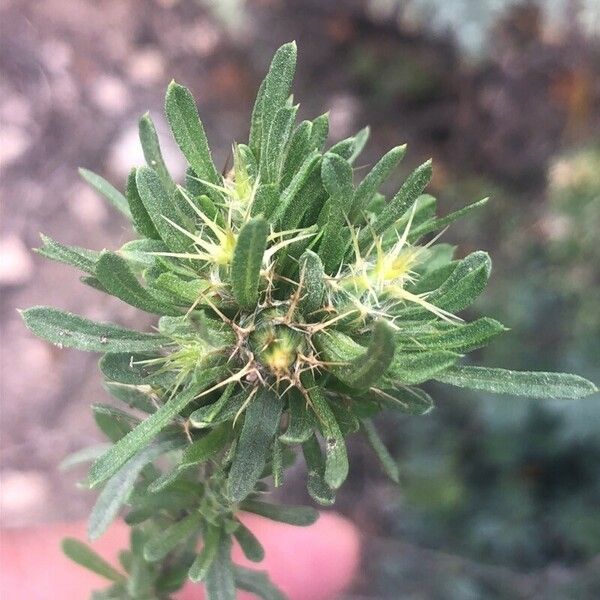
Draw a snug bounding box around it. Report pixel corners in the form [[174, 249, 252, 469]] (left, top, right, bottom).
[[22, 42, 597, 599]]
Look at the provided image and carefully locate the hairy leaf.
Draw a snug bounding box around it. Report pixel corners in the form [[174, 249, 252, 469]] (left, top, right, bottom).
[[228, 388, 282, 502], [21, 307, 167, 353], [230, 216, 268, 310], [436, 366, 598, 400], [79, 168, 131, 218]]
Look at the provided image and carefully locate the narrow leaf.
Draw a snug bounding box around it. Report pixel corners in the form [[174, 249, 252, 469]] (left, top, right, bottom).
[[165, 81, 220, 186], [138, 112, 174, 192], [361, 419, 399, 483], [37, 234, 99, 274], [239, 500, 318, 526], [189, 524, 220, 583], [205, 532, 235, 600], [234, 566, 286, 600], [228, 388, 283, 502], [89, 368, 222, 487], [179, 423, 230, 470], [233, 521, 265, 562], [280, 389, 315, 444], [21, 307, 167, 353], [347, 320, 395, 389], [88, 440, 178, 540], [298, 250, 326, 317], [136, 166, 192, 252], [250, 42, 297, 160], [126, 168, 161, 240], [62, 538, 125, 583], [302, 435, 335, 506], [143, 512, 203, 561], [361, 158, 432, 244], [230, 216, 268, 310], [95, 252, 182, 315], [387, 349, 459, 385], [302, 374, 348, 489], [79, 168, 131, 218], [349, 145, 406, 222], [435, 366, 598, 400]]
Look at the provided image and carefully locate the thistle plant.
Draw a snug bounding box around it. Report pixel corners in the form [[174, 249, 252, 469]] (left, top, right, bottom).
[[21, 42, 597, 600]]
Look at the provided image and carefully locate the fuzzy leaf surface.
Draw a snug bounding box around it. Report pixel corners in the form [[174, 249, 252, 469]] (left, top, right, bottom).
[[436, 366, 598, 400], [21, 307, 167, 353]]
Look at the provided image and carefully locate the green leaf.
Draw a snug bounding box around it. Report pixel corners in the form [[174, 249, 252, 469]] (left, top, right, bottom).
[[361, 419, 399, 483], [271, 437, 283, 487], [118, 239, 165, 269], [314, 324, 395, 390], [179, 423, 230, 470], [228, 388, 283, 502], [230, 216, 268, 310], [349, 126, 370, 163], [261, 105, 298, 186], [126, 168, 161, 240], [397, 318, 506, 353], [79, 168, 131, 218], [271, 151, 320, 227], [89, 368, 223, 487], [165, 81, 220, 186], [103, 382, 156, 414], [310, 112, 329, 151], [397, 251, 492, 320], [410, 197, 488, 241], [349, 145, 406, 222], [432, 251, 491, 313], [361, 158, 432, 244], [205, 532, 235, 600], [280, 389, 315, 444], [93, 404, 138, 442], [301, 374, 348, 489], [138, 112, 174, 192], [88, 439, 178, 539], [21, 307, 167, 353], [298, 250, 326, 317], [369, 385, 434, 416], [62, 538, 125, 583], [189, 523, 220, 583], [143, 512, 203, 561], [328, 399, 359, 435], [135, 166, 193, 252], [239, 499, 318, 526], [435, 366, 598, 400], [250, 42, 297, 160], [281, 120, 312, 188], [60, 444, 111, 471], [125, 486, 198, 524], [95, 251, 183, 316], [234, 566, 286, 600], [321, 152, 353, 200], [387, 349, 459, 385], [99, 353, 176, 387], [348, 320, 395, 389], [189, 386, 243, 428], [233, 521, 265, 562], [302, 435, 335, 506], [36, 234, 99, 274], [318, 153, 354, 272]]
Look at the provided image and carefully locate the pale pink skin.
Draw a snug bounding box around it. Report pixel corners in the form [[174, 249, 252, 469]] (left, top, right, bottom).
[[1, 512, 360, 600]]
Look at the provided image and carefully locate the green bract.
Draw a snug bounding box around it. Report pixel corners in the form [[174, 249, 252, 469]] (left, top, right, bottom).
[[22, 42, 597, 600]]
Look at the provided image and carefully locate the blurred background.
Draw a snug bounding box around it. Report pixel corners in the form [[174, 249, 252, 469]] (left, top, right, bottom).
[[1, 0, 599, 598]]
